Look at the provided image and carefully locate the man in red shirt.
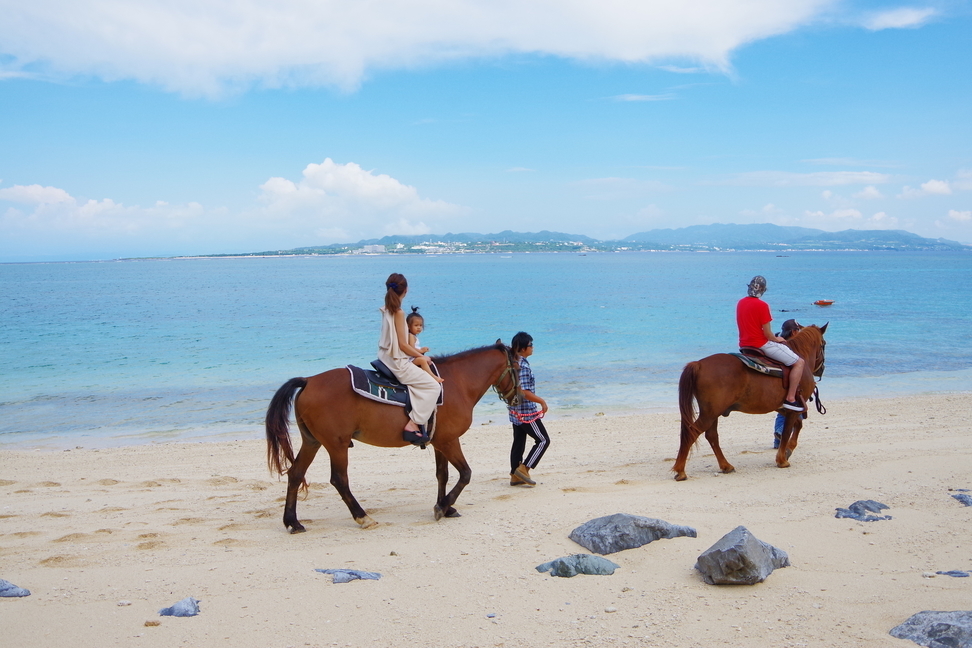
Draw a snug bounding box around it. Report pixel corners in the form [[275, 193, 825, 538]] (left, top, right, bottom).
[[736, 276, 805, 411]]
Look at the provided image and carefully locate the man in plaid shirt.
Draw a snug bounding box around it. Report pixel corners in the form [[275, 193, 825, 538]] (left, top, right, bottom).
[[508, 332, 550, 487]]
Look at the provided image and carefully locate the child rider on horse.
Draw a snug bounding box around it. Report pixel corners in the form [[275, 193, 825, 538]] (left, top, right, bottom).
[[736, 276, 806, 412]]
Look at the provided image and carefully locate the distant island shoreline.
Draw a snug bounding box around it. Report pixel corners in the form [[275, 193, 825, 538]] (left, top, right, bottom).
[[176, 222, 969, 259]]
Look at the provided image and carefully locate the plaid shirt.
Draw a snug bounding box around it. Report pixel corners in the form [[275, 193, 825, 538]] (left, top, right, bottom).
[[508, 355, 538, 424]]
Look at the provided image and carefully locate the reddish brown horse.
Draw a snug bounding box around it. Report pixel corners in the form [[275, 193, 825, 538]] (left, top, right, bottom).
[[265, 342, 519, 532], [672, 324, 828, 481]]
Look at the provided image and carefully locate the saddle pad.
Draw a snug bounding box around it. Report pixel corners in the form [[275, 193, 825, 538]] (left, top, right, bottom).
[[346, 365, 444, 408], [730, 353, 784, 378]]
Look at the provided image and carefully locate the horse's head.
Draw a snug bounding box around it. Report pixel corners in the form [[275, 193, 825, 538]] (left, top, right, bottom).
[[492, 339, 521, 407], [795, 323, 828, 378]]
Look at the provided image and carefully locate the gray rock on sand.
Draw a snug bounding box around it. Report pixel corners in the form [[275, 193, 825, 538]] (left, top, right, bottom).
[[536, 554, 620, 577], [0, 579, 31, 597], [889, 610, 972, 647], [568, 513, 697, 555], [695, 526, 790, 585], [158, 597, 200, 617], [315, 569, 381, 583], [835, 499, 892, 521]]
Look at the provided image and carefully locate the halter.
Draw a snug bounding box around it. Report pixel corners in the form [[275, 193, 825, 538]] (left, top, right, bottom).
[[492, 346, 521, 408]]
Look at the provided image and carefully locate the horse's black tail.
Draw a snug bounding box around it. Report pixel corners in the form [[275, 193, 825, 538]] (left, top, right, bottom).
[[265, 377, 307, 476], [678, 361, 702, 447]]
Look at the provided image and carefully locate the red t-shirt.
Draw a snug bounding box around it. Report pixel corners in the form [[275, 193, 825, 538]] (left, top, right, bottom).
[[736, 296, 771, 348]]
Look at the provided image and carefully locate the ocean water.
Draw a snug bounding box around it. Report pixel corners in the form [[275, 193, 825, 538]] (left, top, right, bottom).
[[2, 251, 970, 448]]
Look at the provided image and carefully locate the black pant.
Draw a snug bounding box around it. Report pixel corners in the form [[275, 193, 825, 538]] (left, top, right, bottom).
[[510, 419, 550, 474]]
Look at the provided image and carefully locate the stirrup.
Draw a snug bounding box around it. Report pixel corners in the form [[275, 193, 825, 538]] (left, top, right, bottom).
[[403, 425, 429, 446]]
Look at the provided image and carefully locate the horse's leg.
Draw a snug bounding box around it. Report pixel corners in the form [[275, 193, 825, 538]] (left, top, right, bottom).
[[327, 444, 377, 529], [672, 416, 703, 481], [775, 413, 803, 467], [283, 429, 321, 533], [432, 439, 470, 521], [703, 417, 735, 475], [432, 448, 453, 520]]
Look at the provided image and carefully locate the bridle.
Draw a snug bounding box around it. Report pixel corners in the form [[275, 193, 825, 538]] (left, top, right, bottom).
[[492, 345, 521, 407], [812, 339, 826, 379]]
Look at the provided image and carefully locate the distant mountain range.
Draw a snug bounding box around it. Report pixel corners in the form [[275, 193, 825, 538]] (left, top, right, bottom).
[[211, 224, 969, 257], [621, 223, 967, 250]]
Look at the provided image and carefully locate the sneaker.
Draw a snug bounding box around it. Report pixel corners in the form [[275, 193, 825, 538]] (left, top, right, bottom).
[[782, 400, 802, 412]]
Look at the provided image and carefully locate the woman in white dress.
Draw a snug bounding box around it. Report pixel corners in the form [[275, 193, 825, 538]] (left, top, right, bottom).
[[378, 273, 441, 445]]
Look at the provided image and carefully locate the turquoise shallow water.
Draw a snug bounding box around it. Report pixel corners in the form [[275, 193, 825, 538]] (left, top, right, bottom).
[[2, 251, 970, 447]]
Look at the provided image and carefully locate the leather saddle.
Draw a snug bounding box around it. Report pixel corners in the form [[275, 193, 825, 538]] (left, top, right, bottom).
[[735, 347, 793, 394]]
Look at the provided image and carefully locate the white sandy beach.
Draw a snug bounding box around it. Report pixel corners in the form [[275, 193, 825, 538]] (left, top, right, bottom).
[[1, 393, 971, 647]]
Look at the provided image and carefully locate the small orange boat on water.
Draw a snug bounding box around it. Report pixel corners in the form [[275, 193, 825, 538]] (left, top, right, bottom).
[[813, 299, 834, 306]]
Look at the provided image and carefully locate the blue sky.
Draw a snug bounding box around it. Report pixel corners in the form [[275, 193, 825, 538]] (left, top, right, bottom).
[[1, 0, 970, 261]]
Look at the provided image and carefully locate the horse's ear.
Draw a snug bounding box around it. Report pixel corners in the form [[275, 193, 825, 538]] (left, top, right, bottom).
[[820, 322, 829, 334], [496, 338, 504, 346]]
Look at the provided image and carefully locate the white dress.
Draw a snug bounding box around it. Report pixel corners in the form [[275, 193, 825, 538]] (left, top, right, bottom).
[[377, 307, 440, 426]]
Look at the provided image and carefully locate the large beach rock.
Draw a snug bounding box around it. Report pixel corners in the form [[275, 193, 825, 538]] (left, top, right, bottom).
[[889, 610, 972, 647], [568, 513, 697, 555], [536, 554, 620, 577], [0, 579, 31, 597], [835, 499, 892, 521], [695, 526, 790, 585]]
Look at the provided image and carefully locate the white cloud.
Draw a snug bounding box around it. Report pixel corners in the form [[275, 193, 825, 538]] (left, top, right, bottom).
[[801, 207, 903, 229], [725, 170, 890, 187], [0, 184, 75, 204], [898, 178, 952, 198], [868, 211, 898, 226], [256, 158, 464, 240], [611, 93, 675, 102], [949, 209, 972, 222], [863, 7, 937, 31], [740, 203, 784, 217], [658, 65, 708, 74], [920, 179, 951, 195], [853, 185, 884, 199], [953, 170, 972, 191], [0, 159, 464, 258], [0, 0, 838, 95]]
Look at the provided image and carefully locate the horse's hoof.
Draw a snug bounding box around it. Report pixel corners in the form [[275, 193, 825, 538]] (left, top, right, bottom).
[[289, 524, 306, 534], [355, 515, 378, 529], [777, 460, 790, 468], [674, 472, 687, 481], [721, 466, 736, 474], [444, 507, 461, 518], [433, 505, 444, 521]]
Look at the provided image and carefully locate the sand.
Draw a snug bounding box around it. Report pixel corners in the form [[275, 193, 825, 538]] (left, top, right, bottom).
[[1, 393, 970, 647]]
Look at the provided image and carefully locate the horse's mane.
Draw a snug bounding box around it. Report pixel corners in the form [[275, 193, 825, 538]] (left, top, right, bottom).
[[787, 325, 823, 357], [430, 342, 506, 364]]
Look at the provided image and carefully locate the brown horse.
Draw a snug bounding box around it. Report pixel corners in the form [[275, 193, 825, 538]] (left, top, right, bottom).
[[265, 342, 519, 533], [672, 323, 828, 481]]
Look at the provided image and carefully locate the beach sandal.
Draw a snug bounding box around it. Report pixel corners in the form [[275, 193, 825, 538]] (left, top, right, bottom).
[[402, 425, 430, 446]]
